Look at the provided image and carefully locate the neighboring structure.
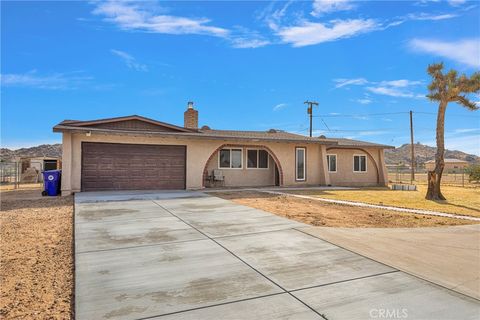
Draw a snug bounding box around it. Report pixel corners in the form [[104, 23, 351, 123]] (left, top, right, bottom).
[[19, 156, 61, 182], [425, 159, 469, 173], [54, 103, 393, 195]]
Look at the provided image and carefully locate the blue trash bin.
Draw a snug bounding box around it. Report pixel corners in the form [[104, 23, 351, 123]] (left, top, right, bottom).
[[43, 170, 61, 196]]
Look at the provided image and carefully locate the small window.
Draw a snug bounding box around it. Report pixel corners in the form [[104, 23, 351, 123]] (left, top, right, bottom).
[[258, 150, 268, 168], [353, 155, 367, 172], [219, 148, 243, 169], [296, 147, 306, 181], [327, 154, 337, 172], [219, 149, 230, 168], [247, 150, 257, 168], [247, 149, 268, 169]]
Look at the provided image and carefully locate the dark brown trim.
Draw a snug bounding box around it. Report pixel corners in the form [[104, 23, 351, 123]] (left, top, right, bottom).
[[59, 115, 194, 133]]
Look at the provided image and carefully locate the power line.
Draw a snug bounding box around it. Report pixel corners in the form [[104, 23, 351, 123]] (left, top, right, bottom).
[[312, 112, 409, 118], [296, 128, 400, 133], [319, 118, 331, 132], [312, 111, 479, 119]]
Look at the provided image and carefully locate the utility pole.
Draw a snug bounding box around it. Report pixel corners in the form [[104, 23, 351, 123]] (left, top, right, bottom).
[[304, 101, 319, 137], [410, 110, 415, 183]]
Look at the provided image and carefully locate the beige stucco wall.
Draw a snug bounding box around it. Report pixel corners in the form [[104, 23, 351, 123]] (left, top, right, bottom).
[[60, 131, 387, 195], [325, 147, 388, 187], [205, 149, 276, 187]]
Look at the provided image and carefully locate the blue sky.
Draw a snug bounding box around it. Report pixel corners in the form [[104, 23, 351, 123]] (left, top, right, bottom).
[[2, 0, 480, 154]]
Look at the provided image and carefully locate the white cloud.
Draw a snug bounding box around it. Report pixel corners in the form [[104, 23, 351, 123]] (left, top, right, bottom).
[[333, 78, 369, 88], [357, 98, 372, 105], [454, 128, 480, 133], [93, 1, 229, 37], [366, 86, 417, 98], [407, 12, 458, 21], [311, 0, 355, 16], [357, 130, 390, 136], [277, 19, 378, 47], [273, 103, 288, 111], [230, 36, 270, 49], [353, 115, 369, 120], [334, 77, 425, 99], [448, 0, 467, 6], [0, 70, 92, 90], [111, 49, 148, 71], [409, 38, 480, 68], [379, 79, 423, 87]]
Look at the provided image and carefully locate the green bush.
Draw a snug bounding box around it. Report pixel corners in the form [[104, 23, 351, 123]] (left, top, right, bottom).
[[467, 165, 480, 182]]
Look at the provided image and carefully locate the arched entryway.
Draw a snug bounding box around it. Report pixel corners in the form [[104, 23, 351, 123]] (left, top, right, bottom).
[[326, 147, 381, 184], [202, 144, 284, 187]]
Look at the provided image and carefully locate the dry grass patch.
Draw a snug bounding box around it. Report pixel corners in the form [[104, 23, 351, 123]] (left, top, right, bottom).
[[0, 190, 74, 319], [284, 185, 480, 217], [211, 191, 477, 228]]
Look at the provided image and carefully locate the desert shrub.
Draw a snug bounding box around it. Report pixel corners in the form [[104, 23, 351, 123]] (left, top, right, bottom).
[[467, 165, 480, 182]]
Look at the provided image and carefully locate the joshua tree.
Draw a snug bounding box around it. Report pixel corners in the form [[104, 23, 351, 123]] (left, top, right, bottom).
[[425, 63, 480, 200]]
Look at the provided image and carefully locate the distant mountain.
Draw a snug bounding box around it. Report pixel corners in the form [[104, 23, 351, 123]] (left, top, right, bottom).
[[385, 143, 479, 166], [0, 144, 62, 161]]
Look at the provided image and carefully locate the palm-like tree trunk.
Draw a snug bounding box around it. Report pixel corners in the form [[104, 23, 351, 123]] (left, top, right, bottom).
[[426, 101, 447, 200]]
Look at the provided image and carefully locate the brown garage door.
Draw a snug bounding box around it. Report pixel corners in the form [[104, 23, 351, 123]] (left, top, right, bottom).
[[81, 142, 186, 191]]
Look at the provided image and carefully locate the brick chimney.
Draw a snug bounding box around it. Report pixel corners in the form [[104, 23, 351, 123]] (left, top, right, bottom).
[[184, 101, 198, 129]]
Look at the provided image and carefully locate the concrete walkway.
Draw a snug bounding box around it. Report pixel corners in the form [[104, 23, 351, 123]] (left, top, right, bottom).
[[75, 191, 480, 320], [259, 189, 480, 222], [299, 225, 480, 300]]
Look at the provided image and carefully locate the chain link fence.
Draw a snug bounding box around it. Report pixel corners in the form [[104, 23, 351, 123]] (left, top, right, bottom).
[[0, 159, 52, 190], [387, 167, 472, 187]]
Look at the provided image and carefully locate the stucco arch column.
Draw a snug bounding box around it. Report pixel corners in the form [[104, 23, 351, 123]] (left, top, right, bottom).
[[200, 143, 284, 187], [60, 132, 73, 195], [319, 145, 331, 185], [377, 149, 388, 186]]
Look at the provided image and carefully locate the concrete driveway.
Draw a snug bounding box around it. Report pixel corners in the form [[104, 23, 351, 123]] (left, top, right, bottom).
[[74, 191, 480, 320], [300, 225, 480, 300]]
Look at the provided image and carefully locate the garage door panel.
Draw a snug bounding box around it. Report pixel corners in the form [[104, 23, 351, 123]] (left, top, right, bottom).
[[81, 143, 186, 191]]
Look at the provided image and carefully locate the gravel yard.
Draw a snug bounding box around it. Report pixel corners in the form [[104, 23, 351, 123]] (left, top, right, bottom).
[[211, 191, 477, 228], [0, 189, 74, 319]]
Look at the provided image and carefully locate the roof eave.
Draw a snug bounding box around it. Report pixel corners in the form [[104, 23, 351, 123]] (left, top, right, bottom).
[[53, 125, 339, 145], [326, 144, 395, 149], [53, 115, 196, 133]]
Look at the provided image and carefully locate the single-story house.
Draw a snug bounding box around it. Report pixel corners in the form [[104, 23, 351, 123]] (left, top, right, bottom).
[[425, 158, 469, 172], [54, 103, 394, 195]]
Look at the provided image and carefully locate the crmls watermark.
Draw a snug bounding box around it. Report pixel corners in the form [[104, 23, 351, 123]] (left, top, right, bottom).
[[369, 308, 408, 319]]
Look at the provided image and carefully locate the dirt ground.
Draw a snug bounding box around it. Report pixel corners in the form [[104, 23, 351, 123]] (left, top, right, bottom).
[[0, 189, 74, 319], [211, 191, 478, 228]]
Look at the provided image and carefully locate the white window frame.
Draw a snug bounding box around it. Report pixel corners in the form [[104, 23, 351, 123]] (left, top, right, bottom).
[[246, 148, 269, 170], [218, 148, 243, 169], [353, 154, 367, 173], [295, 147, 306, 181], [326, 154, 337, 173]]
